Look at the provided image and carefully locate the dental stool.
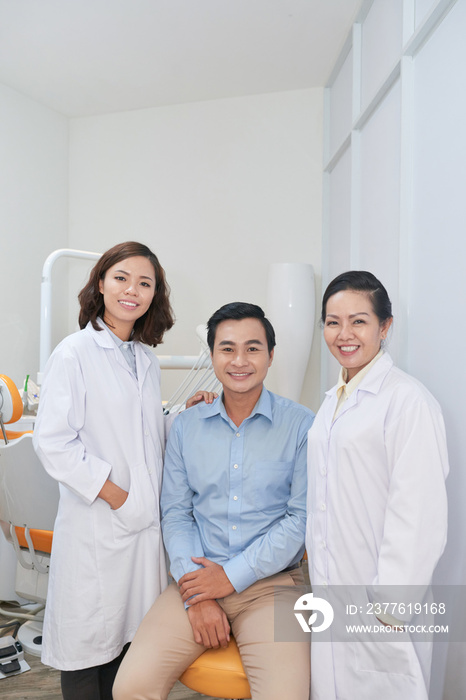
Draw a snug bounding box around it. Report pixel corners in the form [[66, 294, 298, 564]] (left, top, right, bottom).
[[179, 635, 251, 699]]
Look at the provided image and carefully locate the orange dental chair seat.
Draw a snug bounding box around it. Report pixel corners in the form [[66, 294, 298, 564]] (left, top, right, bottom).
[[179, 635, 251, 699]]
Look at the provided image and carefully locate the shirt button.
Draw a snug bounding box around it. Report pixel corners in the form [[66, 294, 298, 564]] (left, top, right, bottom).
[[123, 344, 128, 350], [233, 464, 239, 469], [232, 525, 237, 530], [320, 503, 326, 511], [233, 496, 238, 501], [236, 432, 240, 437]]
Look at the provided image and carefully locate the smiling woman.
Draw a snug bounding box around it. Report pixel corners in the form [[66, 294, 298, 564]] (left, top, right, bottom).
[[97, 257, 157, 341], [322, 278, 392, 381], [78, 241, 174, 346], [306, 270, 449, 700], [32, 242, 177, 700]]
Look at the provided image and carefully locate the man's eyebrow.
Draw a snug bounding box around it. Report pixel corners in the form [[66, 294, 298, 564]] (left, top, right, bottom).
[[217, 339, 265, 346]]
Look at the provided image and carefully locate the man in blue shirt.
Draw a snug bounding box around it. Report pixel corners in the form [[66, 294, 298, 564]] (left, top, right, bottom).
[[114, 302, 314, 700]]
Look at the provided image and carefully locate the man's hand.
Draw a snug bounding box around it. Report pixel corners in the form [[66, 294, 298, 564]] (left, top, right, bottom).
[[187, 599, 231, 648], [179, 557, 235, 604], [185, 391, 218, 409]]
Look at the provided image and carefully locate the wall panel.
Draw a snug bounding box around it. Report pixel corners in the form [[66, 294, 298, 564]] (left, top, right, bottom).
[[361, 0, 403, 108], [328, 48, 353, 157], [323, 1, 463, 696], [359, 79, 402, 359]]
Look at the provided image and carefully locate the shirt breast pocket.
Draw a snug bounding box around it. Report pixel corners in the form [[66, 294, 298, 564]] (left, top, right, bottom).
[[253, 461, 293, 513]]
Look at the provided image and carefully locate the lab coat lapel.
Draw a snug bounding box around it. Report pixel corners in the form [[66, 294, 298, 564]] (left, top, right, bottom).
[[355, 352, 394, 397], [88, 322, 139, 380], [328, 353, 394, 424], [135, 343, 151, 389], [323, 386, 338, 428]]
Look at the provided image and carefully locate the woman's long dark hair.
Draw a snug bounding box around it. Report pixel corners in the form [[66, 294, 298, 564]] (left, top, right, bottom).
[[78, 241, 174, 346]]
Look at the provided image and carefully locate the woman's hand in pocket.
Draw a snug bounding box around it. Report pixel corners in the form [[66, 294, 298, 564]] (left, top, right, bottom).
[[98, 479, 129, 510]]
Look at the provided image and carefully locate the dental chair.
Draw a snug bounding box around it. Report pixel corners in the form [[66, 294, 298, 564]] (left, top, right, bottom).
[[0, 375, 29, 442], [0, 375, 59, 656], [179, 635, 251, 699], [178, 552, 309, 698]]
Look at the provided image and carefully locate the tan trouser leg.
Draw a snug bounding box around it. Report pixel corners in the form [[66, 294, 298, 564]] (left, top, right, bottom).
[[114, 571, 310, 700], [112, 583, 205, 700], [219, 569, 310, 700]]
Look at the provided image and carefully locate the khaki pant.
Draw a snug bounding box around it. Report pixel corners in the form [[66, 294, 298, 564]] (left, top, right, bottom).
[[113, 568, 310, 700]]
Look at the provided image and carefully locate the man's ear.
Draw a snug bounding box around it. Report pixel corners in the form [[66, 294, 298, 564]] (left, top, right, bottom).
[[268, 348, 274, 367]]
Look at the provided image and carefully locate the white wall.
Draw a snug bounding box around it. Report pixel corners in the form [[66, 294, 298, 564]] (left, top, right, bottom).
[[0, 84, 323, 410], [68, 89, 323, 409], [322, 0, 465, 697], [0, 84, 69, 390]]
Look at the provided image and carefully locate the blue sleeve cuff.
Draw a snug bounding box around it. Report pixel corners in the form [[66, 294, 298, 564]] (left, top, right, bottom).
[[223, 553, 257, 593]]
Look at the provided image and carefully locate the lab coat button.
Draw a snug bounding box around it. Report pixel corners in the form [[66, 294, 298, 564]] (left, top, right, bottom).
[[321, 468, 327, 476], [320, 503, 326, 511], [321, 540, 327, 548], [145, 430, 149, 436]]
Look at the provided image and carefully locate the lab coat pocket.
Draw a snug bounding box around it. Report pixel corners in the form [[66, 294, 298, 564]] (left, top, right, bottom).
[[253, 461, 293, 512], [354, 638, 415, 677], [111, 468, 157, 540]]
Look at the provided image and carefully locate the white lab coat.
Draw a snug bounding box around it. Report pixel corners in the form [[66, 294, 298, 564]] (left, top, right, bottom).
[[306, 353, 449, 700], [33, 322, 169, 670]]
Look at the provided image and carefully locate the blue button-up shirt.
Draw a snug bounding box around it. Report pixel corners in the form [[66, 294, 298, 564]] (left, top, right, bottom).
[[161, 388, 314, 593]]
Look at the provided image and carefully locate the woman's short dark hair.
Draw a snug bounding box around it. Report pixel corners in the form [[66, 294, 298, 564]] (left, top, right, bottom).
[[207, 302, 276, 353], [321, 271, 393, 325], [78, 241, 174, 347]]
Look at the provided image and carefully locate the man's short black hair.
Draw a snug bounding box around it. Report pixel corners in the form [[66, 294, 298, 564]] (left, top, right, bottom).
[[207, 302, 276, 353]]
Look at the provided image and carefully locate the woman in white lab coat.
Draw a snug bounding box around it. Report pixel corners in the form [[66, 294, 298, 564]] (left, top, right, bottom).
[[33, 242, 211, 700], [306, 271, 449, 700]]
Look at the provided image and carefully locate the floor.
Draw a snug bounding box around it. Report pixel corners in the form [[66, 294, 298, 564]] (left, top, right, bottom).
[[0, 615, 220, 700]]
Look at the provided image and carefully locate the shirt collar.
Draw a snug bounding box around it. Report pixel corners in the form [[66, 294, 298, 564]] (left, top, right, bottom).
[[336, 349, 384, 400], [96, 317, 135, 352], [199, 386, 273, 424]]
